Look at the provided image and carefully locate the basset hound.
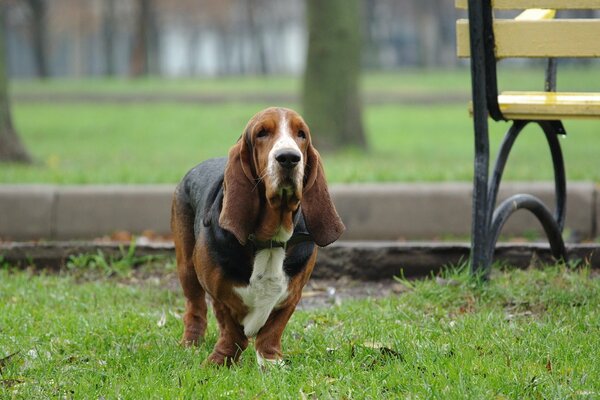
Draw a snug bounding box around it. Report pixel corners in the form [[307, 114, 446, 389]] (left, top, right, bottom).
[[171, 107, 344, 366]]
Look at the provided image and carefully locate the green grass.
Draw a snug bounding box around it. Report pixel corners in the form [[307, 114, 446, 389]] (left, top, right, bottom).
[[11, 66, 600, 95], [1, 263, 598, 398], [5, 102, 600, 184], [3, 68, 600, 184]]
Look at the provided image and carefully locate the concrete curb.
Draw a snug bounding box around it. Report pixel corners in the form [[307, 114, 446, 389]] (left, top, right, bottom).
[[0, 182, 597, 241], [1, 241, 599, 280]]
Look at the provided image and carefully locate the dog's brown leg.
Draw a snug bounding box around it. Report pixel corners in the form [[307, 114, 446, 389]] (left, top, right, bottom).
[[254, 250, 318, 366], [172, 195, 207, 346], [207, 300, 248, 366], [254, 302, 297, 365]]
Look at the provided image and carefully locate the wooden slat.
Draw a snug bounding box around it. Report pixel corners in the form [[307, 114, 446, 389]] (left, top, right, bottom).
[[468, 92, 600, 119], [515, 9, 556, 20], [456, 0, 600, 10], [457, 19, 600, 58]]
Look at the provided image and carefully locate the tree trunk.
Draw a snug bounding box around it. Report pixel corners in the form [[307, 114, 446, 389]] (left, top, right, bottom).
[[416, 0, 440, 68], [362, 0, 380, 70], [131, 0, 159, 77], [26, 0, 48, 78], [187, 26, 201, 76], [246, 0, 268, 75], [0, 7, 32, 163], [103, 0, 116, 76], [302, 0, 367, 151]]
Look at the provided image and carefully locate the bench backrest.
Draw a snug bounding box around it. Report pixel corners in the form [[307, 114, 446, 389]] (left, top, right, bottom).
[[456, 0, 600, 59], [456, 0, 600, 121]]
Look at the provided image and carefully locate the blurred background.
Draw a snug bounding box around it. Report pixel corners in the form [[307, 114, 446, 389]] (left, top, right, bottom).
[[1, 0, 599, 242], [1, 0, 599, 185], [3, 0, 458, 78]]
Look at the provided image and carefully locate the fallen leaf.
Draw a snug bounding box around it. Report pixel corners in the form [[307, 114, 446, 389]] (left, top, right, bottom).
[[391, 282, 411, 294], [0, 378, 25, 388], [436, 277, 460, 286], [353, 342, 404, 361], [0, 351, 20, 370], [157, 311, 167, 327], [378, 346, 404, 360], [546, 356, 552, 372], [505, 311, 533, 321], [301, 291, 322, 298], [111, 230, 133, 242]]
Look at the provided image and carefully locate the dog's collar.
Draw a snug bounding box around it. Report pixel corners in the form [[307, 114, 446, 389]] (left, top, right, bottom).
[[247, 207, 313, 250], [247, 232, 313, 251], [247, 234, 287, 250]]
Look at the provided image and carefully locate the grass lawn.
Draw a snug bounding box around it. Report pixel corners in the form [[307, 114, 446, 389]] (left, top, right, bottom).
[[11, 65, 600, 95], [3, 67, 600, 184], [0, 263, 598, 398], [5, 102, 600, 184]]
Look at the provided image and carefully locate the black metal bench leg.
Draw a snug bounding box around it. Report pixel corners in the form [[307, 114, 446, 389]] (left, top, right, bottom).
[[539, 120, 567, 230], [468, 0, 492, 277], [487, 120, 529, 210], [474, 120, 568, 278], [489, 194, 566, 263], [470, 107, 492, 276]]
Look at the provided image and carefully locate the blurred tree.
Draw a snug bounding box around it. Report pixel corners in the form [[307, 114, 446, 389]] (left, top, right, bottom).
[[362, 0, 380, 70], [0, 5, 31, 163], [245, 0, 267, 75], [131, 0, 159, 77], [102, 0, 116, 76], [415, 0, 441, 68], [162, 0, 209, 76], [302, 0, 367, 151], [23, 0, 48, 78]]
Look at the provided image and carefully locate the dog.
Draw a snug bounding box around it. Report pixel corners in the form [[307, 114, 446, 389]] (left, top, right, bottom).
[[171, 107, 345, 366]]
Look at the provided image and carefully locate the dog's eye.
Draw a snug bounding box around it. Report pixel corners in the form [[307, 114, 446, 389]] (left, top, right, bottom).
[[257, 129, 268, 139], [298, 130, 306, 140]]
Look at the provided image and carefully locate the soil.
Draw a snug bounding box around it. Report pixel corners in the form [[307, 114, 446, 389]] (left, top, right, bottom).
[[122, 264, 408, 311]]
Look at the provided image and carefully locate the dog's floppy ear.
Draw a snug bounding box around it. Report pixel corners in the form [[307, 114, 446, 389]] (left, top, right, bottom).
[[219, 134, 260, 245], [302, 144, 345, 247]]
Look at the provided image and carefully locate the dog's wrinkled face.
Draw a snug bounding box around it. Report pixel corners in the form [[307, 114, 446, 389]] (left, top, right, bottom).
[[221, 106, 343, 247], [246, 107, 310, 209]]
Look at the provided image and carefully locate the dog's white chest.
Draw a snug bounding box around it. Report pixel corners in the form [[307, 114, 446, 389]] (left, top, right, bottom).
[[234, 247, 289, 337]]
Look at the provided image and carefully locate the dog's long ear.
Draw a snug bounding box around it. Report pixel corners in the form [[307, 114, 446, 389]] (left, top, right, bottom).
[[302, 144, 345, 247], [219, 135, 260, 245]]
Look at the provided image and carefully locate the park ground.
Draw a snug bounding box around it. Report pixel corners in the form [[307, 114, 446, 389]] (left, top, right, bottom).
[[2, 68, 600, 398], [0, 261, 599, 398]]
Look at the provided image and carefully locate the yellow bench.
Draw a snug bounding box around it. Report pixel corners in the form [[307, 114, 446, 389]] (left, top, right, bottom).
[[455, 0, 600, 276], [457, 1, 600, 120]]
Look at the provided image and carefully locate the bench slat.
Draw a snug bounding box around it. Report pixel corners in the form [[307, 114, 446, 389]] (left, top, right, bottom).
[[515, 9, 556, 20], [468, 92, 600, 120], [457, 19, 600, 58], [456, 0, 600, 10]]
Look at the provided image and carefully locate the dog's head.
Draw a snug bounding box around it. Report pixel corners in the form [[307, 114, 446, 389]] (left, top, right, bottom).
[[219, 107, 344, 247]]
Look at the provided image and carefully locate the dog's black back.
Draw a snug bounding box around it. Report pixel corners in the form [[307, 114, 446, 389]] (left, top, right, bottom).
[[175, 158, 315, 284]]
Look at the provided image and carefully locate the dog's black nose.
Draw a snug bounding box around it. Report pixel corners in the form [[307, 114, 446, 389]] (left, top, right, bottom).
[[275, 150, 301, 169]]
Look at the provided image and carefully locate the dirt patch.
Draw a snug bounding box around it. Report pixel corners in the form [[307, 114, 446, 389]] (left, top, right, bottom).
[[121, 265, 407, 310], [297, 277, 409, 310]]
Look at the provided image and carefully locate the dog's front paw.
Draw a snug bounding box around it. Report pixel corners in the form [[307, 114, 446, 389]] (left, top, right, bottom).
[[180, 337, 203, 347], [180, 330, 204, 347], [256, 351, 287, 371], [204, 351, 239, 367]]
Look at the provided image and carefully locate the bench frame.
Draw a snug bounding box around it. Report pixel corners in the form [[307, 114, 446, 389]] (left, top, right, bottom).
[[465, 0, 571, 277]]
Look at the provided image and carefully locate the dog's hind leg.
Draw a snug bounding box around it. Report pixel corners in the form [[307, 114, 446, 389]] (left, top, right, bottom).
[[171, 193, 207, 346]]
